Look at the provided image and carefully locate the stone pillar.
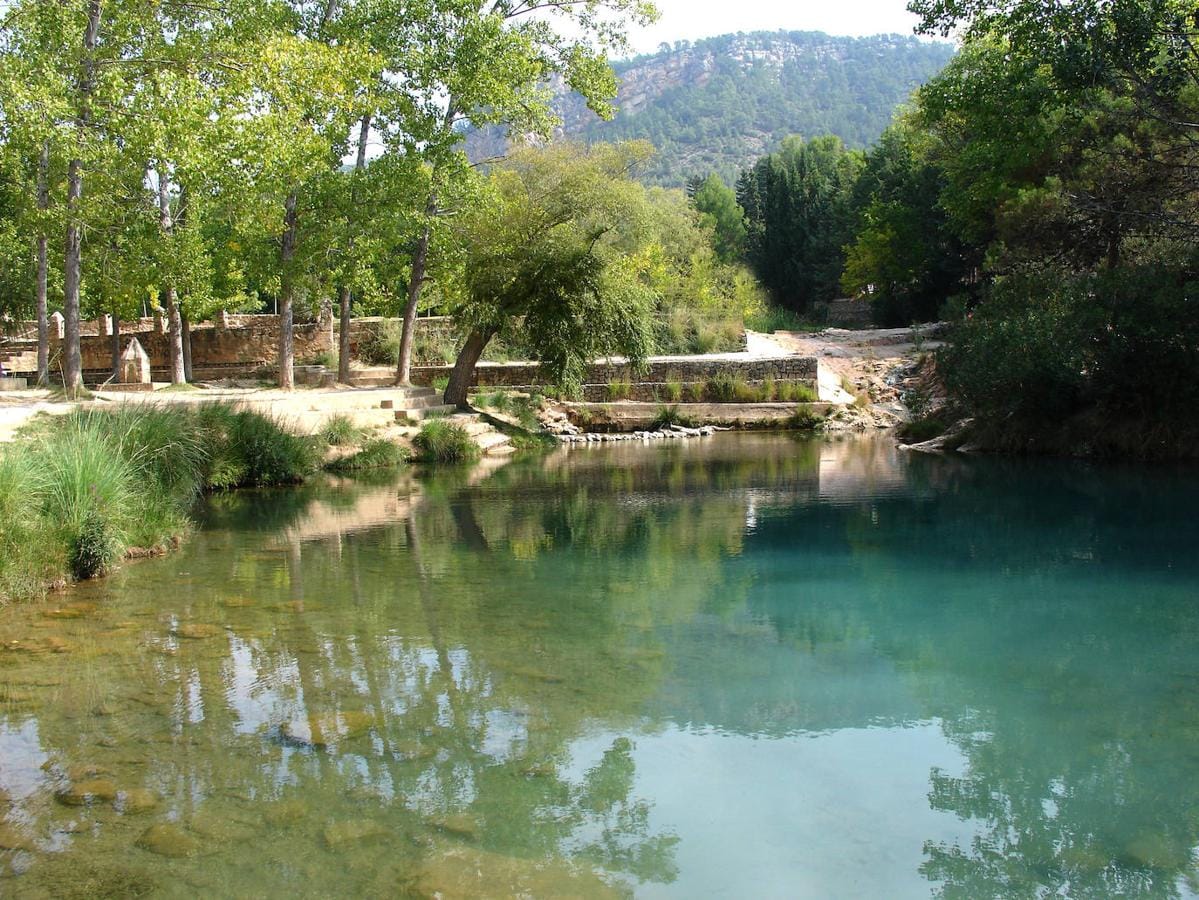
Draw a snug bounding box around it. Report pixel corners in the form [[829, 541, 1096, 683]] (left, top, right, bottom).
[[215, 309, 231, 330], [154, 310, 167, 334], [120, 338, 152, 385], [97, 313, 112, 337], [50, 311, 64, 340]]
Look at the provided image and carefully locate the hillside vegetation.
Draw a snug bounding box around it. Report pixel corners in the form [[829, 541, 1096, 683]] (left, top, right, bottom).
[[465, 31, 955, 186]]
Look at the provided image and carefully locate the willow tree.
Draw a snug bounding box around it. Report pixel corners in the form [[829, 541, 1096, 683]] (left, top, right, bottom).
[[443, 142, 658, 407], [383, 0, 660, 387]]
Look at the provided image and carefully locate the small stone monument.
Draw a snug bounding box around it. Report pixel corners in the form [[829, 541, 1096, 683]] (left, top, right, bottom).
[[50, 311, 64, 339], [153, 310, 167, 334], [98, 314, 112, 336], [215, 309, 231, 330], [120, 338, 152, 387]]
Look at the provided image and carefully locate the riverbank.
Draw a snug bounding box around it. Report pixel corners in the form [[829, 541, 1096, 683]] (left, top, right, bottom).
[[0, 402, 479, 605]]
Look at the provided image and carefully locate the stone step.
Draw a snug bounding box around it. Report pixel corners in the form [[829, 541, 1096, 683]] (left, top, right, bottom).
[[476, 431, 513, 455], [395, 405, 457, 422]]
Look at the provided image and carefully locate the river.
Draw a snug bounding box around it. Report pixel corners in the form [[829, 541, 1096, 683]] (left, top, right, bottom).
[[2, 434, 1198, 897]]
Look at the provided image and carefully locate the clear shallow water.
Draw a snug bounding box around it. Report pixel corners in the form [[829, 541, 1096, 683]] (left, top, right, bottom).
[[2, 434, 1199, 897]]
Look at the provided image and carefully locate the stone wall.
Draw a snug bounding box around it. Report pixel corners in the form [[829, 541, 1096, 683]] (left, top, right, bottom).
[[410, 355, 818, 394], [76, 320, 333, 378]]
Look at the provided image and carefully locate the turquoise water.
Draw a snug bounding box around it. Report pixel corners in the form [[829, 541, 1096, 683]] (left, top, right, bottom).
[[2, 434, 1199, 897]]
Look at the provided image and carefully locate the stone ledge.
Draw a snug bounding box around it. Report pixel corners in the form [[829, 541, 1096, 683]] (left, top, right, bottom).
[[564, 401, 831, 431]]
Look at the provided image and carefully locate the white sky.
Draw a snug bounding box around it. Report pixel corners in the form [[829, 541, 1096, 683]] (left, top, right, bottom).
[[625, 0, 925, 54]]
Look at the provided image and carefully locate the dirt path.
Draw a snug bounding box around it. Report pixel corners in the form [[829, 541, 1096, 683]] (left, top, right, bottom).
[[750, 326, 942, 425]]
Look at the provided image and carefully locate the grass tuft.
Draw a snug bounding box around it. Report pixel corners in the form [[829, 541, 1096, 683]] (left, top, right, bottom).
[[413, 420, 479, 463], [325, 438, 408, 473]]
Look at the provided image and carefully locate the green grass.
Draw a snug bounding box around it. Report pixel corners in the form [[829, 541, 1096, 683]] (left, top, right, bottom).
[[0, 401, 319, 602], [776, 381, 818, 403], [158, 382, 201, 393], [786, 407, 826, 430], [651, 405, 698, 429], [319, 414, 365, 447], [413, 420, 479, 463], [607, 378, 632, 401], [325, 438, 408, 473], [705, 372, 740, 402], [661, 377, 683, 403]]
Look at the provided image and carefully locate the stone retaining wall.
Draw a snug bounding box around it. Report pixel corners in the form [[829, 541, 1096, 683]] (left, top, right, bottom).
[[410, 356, 818, 390]]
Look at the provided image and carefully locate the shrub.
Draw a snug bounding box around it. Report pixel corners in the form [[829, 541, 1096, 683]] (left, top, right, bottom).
[[705, 371, 744, 402], [651, 405, 698, 429], [787, 407, 825, 430], [325, 438, 408, 473], [607, 378, 632, 401], [69, 509, 119, 580], [661, 377, 683, 403], [898, 415, 949, 443], [413, 420, 479, 463]]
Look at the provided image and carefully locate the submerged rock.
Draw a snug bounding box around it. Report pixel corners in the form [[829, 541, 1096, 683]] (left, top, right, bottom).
[[136, 822, 202, 858], [173, 623, 222, 640], [43, 601, 98, 619], [262, 798, 308, 828], [430, 813, 481, 842], [322, 819, 389, 849], [116, 788, 160, 814], [408, 845, 624, 899], [279, 710, 374, 750], [56, 778, 119, 806], [0, 822, 35, 851]]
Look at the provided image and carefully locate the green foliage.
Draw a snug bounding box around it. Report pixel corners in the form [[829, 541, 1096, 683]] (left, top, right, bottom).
[[738, 135, 864, 312], [325, 438, 407, 473], [786, 407, 825, 430], [0, 401, 321, 600], [453, 143, 660, 399], [607, 379, 633, 401], [320, 414, 364, 447], [413, 420, 479, 463], [940, 268, 1199, 443], [651, 405, 697, 429], [690, 174, 746, 262], [899, 415, 950, 443], [661, 377, 683, 403], [704, 372, 742, 402]]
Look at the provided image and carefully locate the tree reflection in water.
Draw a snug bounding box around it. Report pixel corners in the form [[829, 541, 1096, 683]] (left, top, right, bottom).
[[0, 435, 1198, 896]]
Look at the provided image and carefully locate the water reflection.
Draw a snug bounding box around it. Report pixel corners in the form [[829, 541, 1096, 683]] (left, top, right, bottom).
[[1, 435, 1198, 897]]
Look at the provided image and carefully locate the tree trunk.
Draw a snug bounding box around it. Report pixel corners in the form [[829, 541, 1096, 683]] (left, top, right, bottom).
[[444, 328, 494, 408], [36, 141, 49, 386], [337, 113, 371, 385], [397, 102, 456, 387], [63, 157, 84, 394], [337, 283, 352, 383], [63, 0, 103, 396], [182, 310, 193, 382], [178, 183, 193, 383], [110, 313, 120, 379], [278, 190, 298, 390], [158, 171, 186, 384], [396, 221, 431, 385]]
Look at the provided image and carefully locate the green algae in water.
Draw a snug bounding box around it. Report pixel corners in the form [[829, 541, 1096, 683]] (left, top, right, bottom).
[[1, 435, 1199, 897]]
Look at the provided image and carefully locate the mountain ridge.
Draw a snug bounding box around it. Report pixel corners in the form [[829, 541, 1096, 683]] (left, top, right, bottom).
[[465, 30, 956, 186]]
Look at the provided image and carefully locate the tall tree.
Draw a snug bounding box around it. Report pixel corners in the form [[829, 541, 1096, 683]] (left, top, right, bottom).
[[737, 135, 863, 312], [443, 142, 658, 407], [380, 0, 660, 386]]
